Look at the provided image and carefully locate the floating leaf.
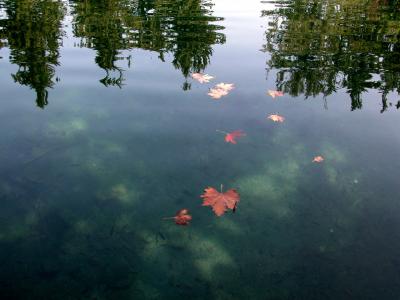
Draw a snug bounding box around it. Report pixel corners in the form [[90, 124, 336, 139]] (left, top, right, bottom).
[[164, 209, 192, 225], [192, 73, 214, 84], [208, 88, 228, 99], [267, 90, 284, 98], [201, 185, 240, 216], [215, 83, 234, 91], [208, 82, 235, 99], [267, 114, 285, 122], [224, 130, 246, 144], [312, 156, 324, 163]]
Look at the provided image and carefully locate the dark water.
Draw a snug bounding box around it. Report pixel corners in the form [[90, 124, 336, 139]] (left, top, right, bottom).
[[1, 0, 400, 299]]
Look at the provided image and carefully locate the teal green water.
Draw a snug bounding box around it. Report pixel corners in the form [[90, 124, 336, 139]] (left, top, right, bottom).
[[1, 0, 400, 299]]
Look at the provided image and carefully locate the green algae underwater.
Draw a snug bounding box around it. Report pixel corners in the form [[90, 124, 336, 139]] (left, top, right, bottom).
[[1, 0, 400, 299]]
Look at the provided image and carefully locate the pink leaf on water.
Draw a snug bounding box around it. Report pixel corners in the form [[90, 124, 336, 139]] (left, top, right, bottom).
[[192, 73, 214, 84], [267, 114, 285, 122]]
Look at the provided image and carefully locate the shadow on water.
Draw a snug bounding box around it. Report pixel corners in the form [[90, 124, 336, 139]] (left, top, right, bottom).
[[262, 0, 400, 112]]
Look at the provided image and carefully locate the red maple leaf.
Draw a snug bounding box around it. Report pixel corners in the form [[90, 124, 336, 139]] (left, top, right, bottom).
[[201, 185, 240, 216], [224, 130, 246, 144], [164, 209, 192, 225]]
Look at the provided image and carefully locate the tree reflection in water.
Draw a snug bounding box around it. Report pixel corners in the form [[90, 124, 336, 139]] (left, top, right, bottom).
[[262, 0, 400, 112], [0, 0, 65, 108], [71, 0, 225, 89], [0, 0, 224, 107]]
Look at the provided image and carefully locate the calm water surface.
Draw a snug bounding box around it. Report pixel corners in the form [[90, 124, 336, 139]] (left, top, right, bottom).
[[1, 0, 400, 299]]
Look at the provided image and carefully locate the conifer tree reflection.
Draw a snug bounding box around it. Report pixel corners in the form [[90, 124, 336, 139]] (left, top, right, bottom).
[[162, 0, 225, 77], [71, 0, 135, 87], [0, 39, 4, 59], [71, 0, 225, 89], [0, 0, 64, 108], [0, 4, 6, 56], [263, 0, 400, 112]]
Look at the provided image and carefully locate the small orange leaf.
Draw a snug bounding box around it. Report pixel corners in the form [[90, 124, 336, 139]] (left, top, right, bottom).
[[267, 114, 285, 122], [312, 156, 324, 163], [165, 209, 192, 225], [267, 90, 284, 98], [224, 130, 246, 144]]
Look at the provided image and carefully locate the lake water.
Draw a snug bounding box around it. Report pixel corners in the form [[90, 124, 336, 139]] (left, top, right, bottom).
[[1, 0, 400, 299]]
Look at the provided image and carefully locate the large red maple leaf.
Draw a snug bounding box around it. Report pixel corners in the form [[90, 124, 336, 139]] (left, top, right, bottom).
[[201, 186, 240, 216]]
